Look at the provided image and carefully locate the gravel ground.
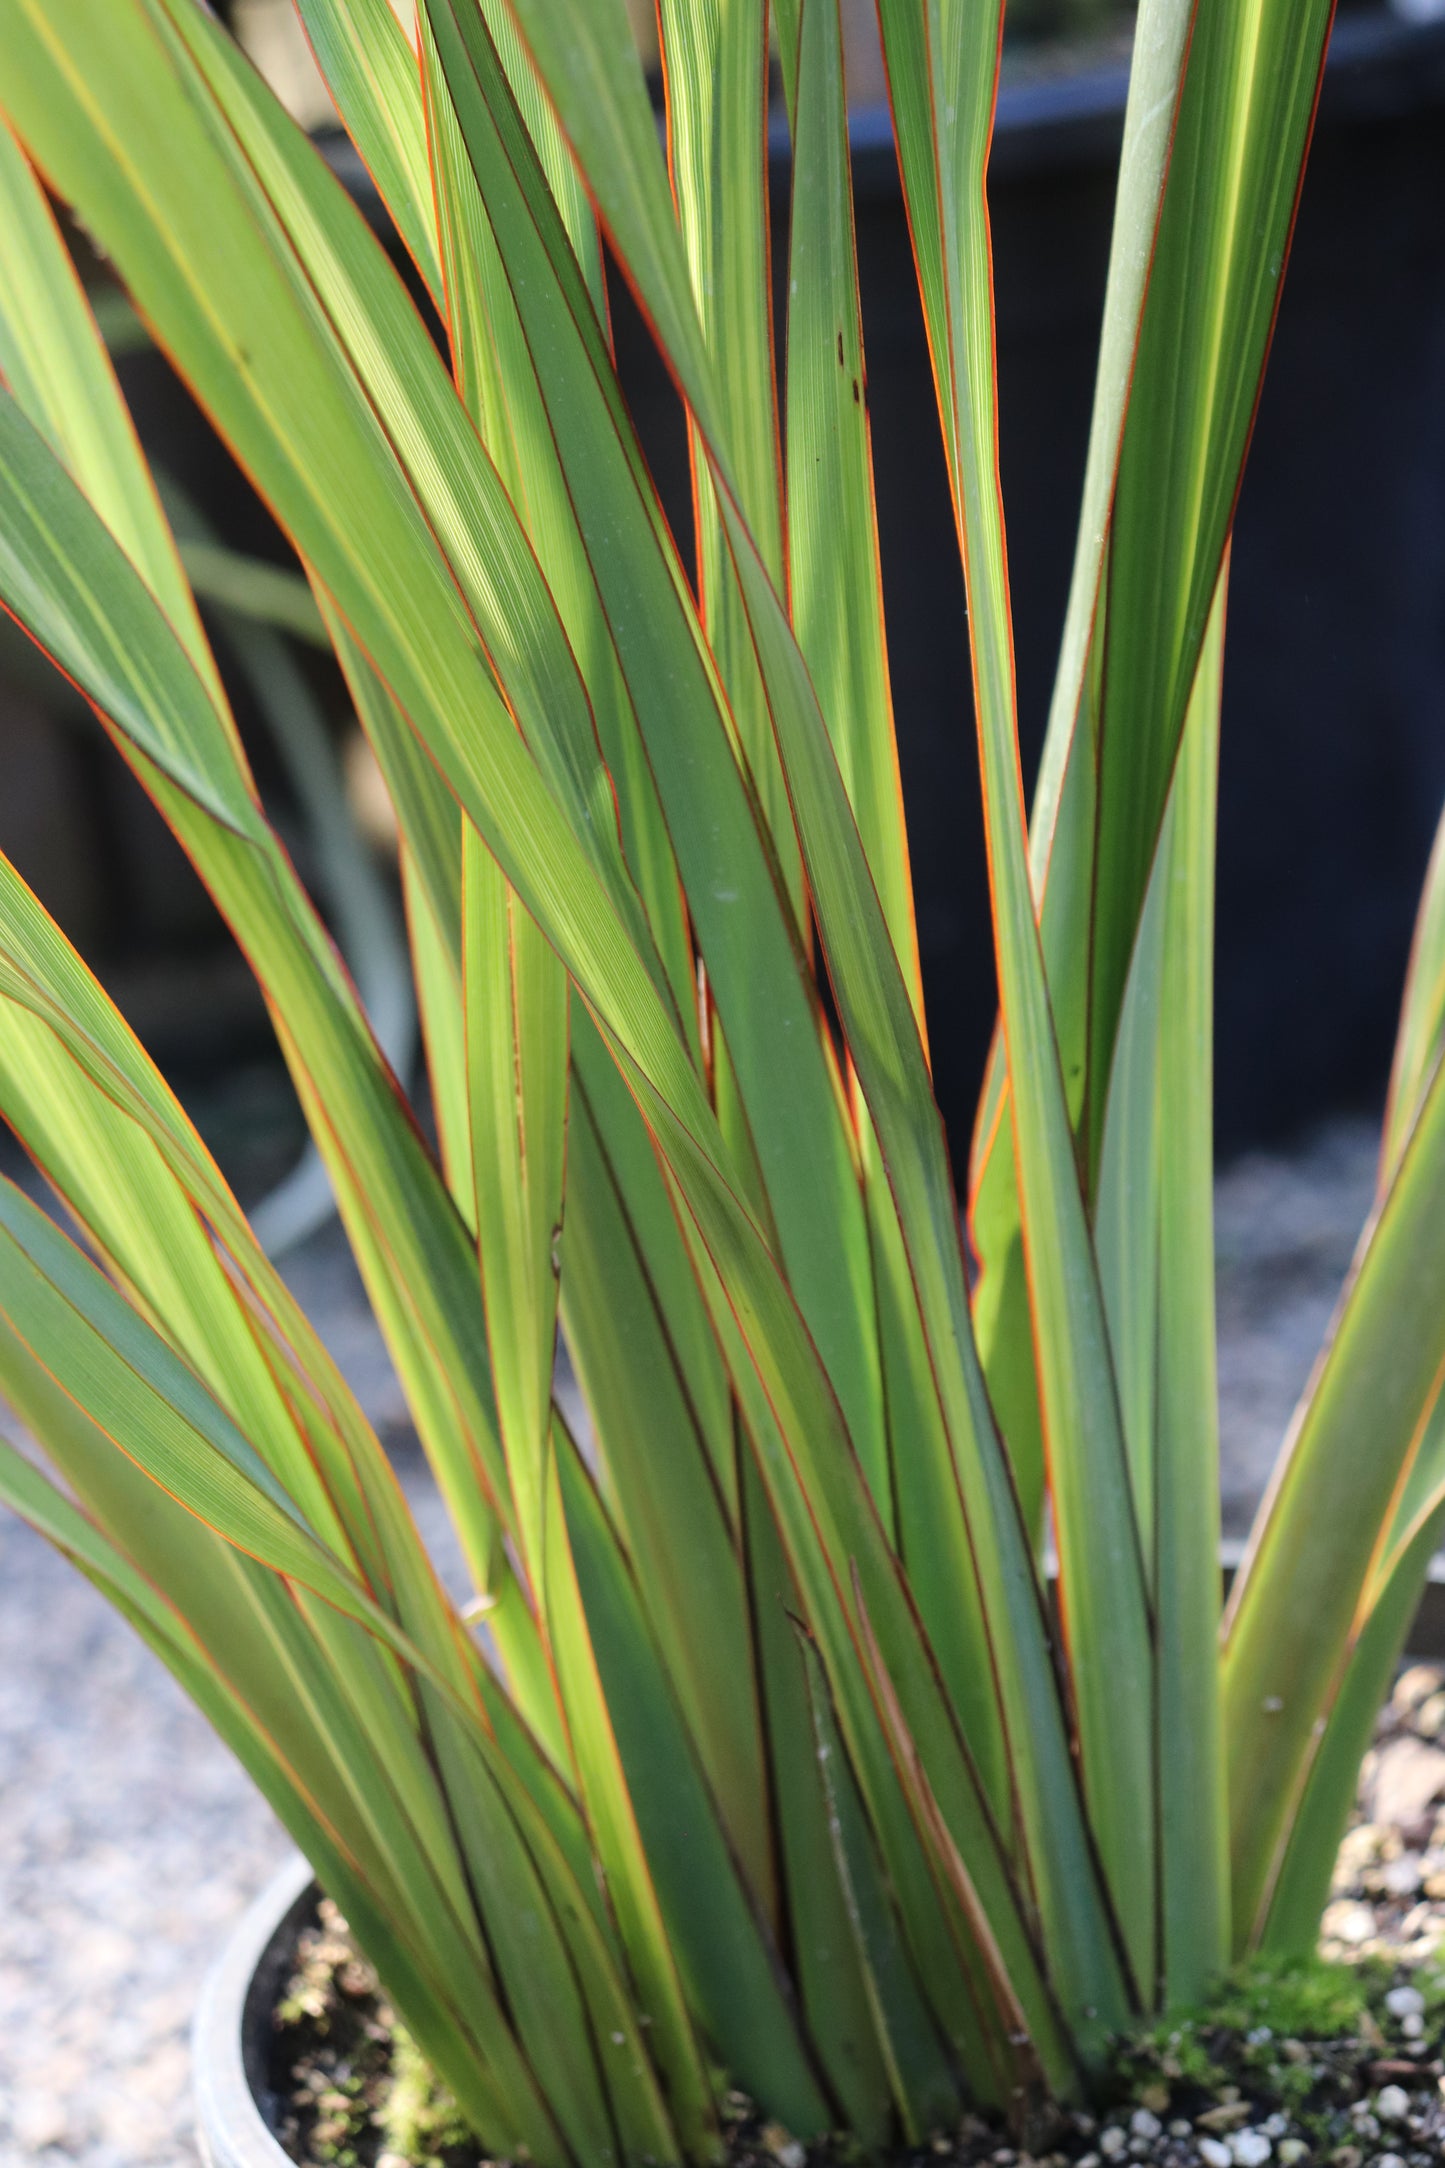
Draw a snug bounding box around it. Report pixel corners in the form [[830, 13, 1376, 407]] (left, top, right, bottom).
[[0, 1113, 1391, 2167], [1215, 1116, 1380, 1535], [0, 1511, 287, 2168]]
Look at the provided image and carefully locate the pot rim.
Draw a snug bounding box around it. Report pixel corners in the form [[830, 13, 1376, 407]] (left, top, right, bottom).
[[193, 1850, 315, 2168]]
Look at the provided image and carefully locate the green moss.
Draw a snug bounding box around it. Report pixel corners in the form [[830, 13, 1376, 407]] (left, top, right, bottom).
[[1110, 1951, 1391, 2128], [1118, 2015, 1224, 2097], [374, 2025, 472, 2168], [1204, 1953, 1378, 2042]]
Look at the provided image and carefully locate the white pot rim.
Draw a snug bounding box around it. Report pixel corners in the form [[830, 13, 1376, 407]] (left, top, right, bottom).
[[193, 1852, 315, 2168]]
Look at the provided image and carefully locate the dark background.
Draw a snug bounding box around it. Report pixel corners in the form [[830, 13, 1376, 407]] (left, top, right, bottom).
[[613, 12, 1445, 1163]]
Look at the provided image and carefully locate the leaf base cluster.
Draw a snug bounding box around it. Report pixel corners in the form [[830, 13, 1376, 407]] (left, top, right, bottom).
[[271, 1911, 1445, 2168]]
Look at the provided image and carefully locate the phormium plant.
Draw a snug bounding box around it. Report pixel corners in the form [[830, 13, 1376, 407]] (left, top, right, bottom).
[[1, 0, 1442, 2157]]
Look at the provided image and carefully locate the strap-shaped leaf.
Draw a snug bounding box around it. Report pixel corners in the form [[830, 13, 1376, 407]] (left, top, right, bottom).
[[0, 852, 441, 1626], [1383, 795, 1445, 1184], [1265, 1375, 1445, 1946], [0, 1002, 350, 1557], [1223, 1041, 1445, 1942], [968, 0, 1334, 1532], [292, 0, 444, 298], [0, 1365, 553, 2156], [559, 1431, 833, 2136], [416, 11, 698, 1036], [875, 0, 1154, 1988], [1257, 1428, 1445, 1954], [0, 2, 853, 1759], [421, 0, 887, 1474], [0, 109, 526, 1620], [795, 1624, 958, 2137], [784, 0, 920, 1016], [0, 393, 248, 830], [1094, 568, 1229, 2000], [0, 1254, 666, 2168], [624, 1063, 1112, 2089], [565, 1046, 770, 1887], [1067, 0, 1332, 1171], [173, 7, 658, 963], [1026, 0, 1196, 901], [538, 1432, 721, 2154], [462, 0, 1134, 2043], [0, 1176, 399, 1623], [157, 0, 881, 1495], [463, 831, 569, 1583], [1026, 0, 1333, 1180], [1244, 1213, 1445, 1959], [658, 0, 804, 927], [425, 39, 778, 2106], [758, 1444, 950, 2134], [0, 113, 231, 715], [783, 1, 966, 1652]]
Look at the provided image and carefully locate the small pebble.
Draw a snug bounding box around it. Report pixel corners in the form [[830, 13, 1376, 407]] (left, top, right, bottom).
[[1385, 1985, 1425, 2019], [1100, 2128, 1128, 2159], [1276, 2145, 1307, 2167], [1198, 2141, 1233, 2168], [762, 2126, 805, 2168], [1262, 2115, 1288, 2139], [1131, 2110, 1162, 2141], [1322, 1899, 1378, 1946], [1375, 2156, 1407, 2168], [1337, 1825, 1384, 1878], [1416, 1689, 1445, 1738], [1198, 2105, 1250, 2134], [1377, 1855, 1424, 1897], [1229, 2132, 1272, 2168], [1374, 2085, 1410, 2123], [1075, 2154, 1100, 2168], [1170, 2122, 1194, 2140], [1393, 1665, 1442, 1714], [1401, 2011, 1425, 2038]]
